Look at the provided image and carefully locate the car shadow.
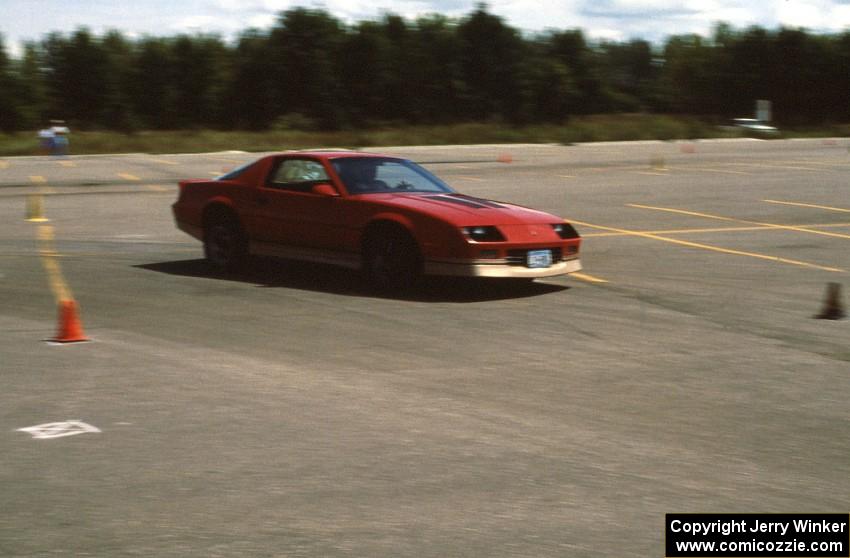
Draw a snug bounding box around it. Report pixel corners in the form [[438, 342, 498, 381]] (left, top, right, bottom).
[[135, 257, 569, 303]]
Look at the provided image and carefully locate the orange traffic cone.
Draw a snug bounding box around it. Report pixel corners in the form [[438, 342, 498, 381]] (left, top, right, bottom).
[[50, 299, 89, 343]]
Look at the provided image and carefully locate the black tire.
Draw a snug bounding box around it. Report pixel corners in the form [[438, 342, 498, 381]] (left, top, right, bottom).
[[362, 225, 422, 290], [203, 214, 248, 272]]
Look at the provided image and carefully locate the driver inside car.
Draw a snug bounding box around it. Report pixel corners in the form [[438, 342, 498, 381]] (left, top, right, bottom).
[[338, 161, 389, 193]]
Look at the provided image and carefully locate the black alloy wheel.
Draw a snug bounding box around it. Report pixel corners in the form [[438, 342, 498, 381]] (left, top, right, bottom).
[[363, 227, 422, 290], [203, 217, 248, 272]]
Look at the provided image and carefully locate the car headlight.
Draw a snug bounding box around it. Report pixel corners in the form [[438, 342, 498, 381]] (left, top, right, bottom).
[[461, 226, 505, 242], [551, 223, 580, 239]]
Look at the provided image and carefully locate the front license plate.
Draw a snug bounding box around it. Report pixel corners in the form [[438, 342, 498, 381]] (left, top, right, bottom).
[[526, 249, 552, 268]]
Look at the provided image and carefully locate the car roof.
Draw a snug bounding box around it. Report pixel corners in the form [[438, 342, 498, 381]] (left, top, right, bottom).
[[281, 150, 397, 160]]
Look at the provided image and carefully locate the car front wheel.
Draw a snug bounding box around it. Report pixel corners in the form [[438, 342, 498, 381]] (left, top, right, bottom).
[[362, 226, 422, 290]]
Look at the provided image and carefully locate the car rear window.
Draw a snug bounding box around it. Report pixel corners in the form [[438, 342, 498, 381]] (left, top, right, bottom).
[[217, 162, 254, 181]]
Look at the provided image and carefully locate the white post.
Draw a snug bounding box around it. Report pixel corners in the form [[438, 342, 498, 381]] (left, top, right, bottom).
[[756, 100, 772, 122]]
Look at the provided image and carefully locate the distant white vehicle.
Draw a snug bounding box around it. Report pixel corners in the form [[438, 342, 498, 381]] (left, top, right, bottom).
[[733, 118, 779, 136]]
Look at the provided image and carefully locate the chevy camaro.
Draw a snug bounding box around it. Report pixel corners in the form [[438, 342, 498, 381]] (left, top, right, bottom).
[[172, 151, 582, 289]]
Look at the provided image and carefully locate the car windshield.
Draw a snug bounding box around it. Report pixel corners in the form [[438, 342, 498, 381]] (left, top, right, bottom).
[[332, 157, 454, 194]]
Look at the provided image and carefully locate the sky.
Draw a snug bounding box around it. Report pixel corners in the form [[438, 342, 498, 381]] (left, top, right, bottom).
[[3, 0, 850, 56]]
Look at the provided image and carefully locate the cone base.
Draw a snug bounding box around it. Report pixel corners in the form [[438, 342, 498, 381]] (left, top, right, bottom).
[[814, 310, 846, 320], [45, 337, 91, 344], [814, 283, 846, 320]]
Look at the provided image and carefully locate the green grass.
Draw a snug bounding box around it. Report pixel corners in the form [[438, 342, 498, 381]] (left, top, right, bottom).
[[1, 115, 847, 156]]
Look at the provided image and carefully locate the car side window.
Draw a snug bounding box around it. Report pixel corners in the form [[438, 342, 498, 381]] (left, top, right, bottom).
[[267, 159, 329, 192]]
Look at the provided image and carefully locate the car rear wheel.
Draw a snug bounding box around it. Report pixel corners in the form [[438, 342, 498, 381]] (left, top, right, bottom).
[[203, 216, 247, 272], [362, 225, 422, 290]]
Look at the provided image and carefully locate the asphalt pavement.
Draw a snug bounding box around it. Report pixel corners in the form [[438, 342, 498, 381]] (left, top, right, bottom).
[[1, 139, 848, 557]]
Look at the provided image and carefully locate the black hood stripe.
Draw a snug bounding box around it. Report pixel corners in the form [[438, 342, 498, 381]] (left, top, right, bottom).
[[429, 194, 504, 209], [456, 195, 505, 209]]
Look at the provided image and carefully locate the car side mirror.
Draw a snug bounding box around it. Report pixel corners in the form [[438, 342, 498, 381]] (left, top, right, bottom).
[[312, 183, 340, 197]]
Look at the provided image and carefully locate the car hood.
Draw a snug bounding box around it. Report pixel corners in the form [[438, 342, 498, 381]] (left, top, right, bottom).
[[362, 193, 561, 225]]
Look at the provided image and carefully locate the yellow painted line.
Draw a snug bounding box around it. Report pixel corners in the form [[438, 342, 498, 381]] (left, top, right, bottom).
[[571, 272, 608, 283], [26, 193, 49, 222], [151, 158, 179, 166], [634, 171, 668, 176], [37, 223, 54, 243], [58, 160, 76, 167], [145, 185, 168, 192], [41, 257, 74, 302], [28, 175, 56, 193], [779, 159, 850, 168], [585, 225, 777, 237], [763, 199, 850, 214], [36, 224, 74, 302], [558, 174, 576, 179], [742, 222, 850, 240], [675, 166, 750, 175], [457, 176, 485, 182], [0, 161, 9, 169], [583, 231, 638, 238], [568, 218, 844, 273], [729, 162, 822, 172], [816, 223, 850, 228], [628, 204, 736, 221], [629, 203, 850, 240], [118, 173, 141, 181], [582, 223, 850, 238], [209, 171, 222, 176]]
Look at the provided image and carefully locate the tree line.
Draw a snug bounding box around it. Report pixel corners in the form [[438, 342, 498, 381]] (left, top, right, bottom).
[[1, 5, 848, 132]]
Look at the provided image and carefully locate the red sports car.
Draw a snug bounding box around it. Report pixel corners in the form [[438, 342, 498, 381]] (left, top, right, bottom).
[[172, 151, 582, 288]]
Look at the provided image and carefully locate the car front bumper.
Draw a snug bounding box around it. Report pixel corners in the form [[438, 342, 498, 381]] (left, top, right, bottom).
[[424, 257, 582, 278]]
